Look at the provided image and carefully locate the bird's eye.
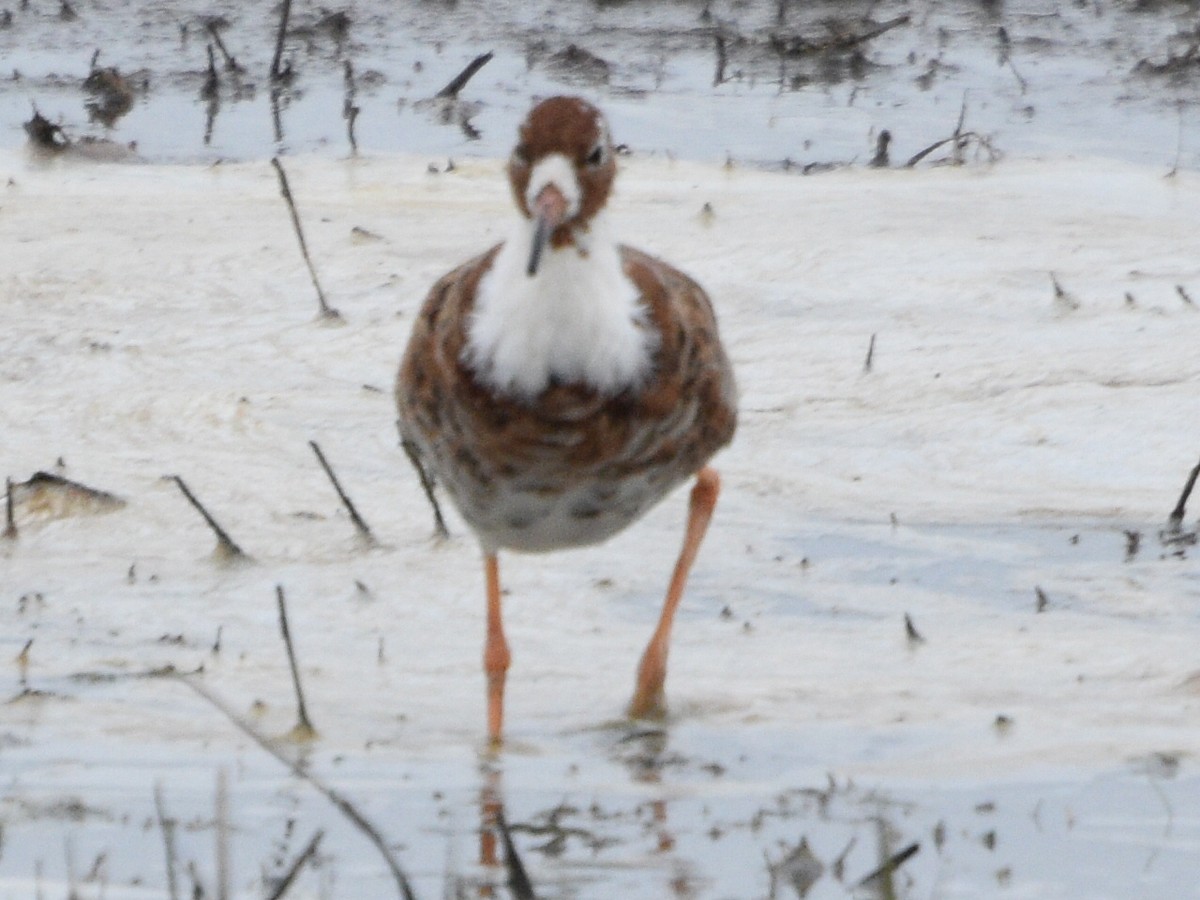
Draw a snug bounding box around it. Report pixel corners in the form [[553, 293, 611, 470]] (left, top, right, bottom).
[[585, 143, 606, 167], [512, 145, 531, 166]]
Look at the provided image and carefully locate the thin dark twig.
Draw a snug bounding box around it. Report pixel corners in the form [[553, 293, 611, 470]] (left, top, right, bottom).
[[496, 810, 537, 900], [310, 440, 374, 542], [1167, 101, 1184, 178], [154, 783, 181, 900], [856, 841, 920, 889], [270, 86, 285, 144], [905, 135, 957, 167], [169, 475, 247, 559], [343, 60, 359, 155], [270, 0, 293, 81], [1004, 53, 1028, 94], [276, 585, 316, 735], [837, 13, 909, 50], [270, 157, 340, 320], [400, 436, 449, 538], [905, 93, 996, 168], [175, 675, 418, 900], [206, 22, 243, 73], [1167, 456, 1200, 532], [435, 51, 493, 99], [201, 43, 219, 100], [863, 333, 876, 373], [951, 92, 969, 165], [346, 105, 360, 155], [343, 60, 357, 114], [266, 829, 325, 900], [3, 476, 16, 540], [904, 612, 925, 645]]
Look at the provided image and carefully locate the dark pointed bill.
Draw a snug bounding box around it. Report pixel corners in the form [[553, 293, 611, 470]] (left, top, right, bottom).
[[526, 183, 568, 277]]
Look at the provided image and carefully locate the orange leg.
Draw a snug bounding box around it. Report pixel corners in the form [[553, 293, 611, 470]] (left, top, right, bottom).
[[479, 767, 502, 876], [629, 467, 721, 719], [484, 553, 511, 745]]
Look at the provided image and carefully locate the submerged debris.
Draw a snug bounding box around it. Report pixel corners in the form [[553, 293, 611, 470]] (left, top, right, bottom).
[[23, 110, 139, 161], [1133, 30, 1200, 81], [23, 111, 70, 152], [542, 43, 611, 84], [769, 14, 910, 59], [767, 836, 824, 898], [9, 471, 125, 522], [83, 64, 135, 126]]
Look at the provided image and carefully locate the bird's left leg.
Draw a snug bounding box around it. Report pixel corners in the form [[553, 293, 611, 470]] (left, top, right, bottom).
[[629, 467, 721, 719], [484, 553, 512, 744]]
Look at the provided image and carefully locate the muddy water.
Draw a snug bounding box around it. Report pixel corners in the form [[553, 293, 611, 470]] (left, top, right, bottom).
[[3, 3, 1200, 899], [1, 0, 1198, 168]]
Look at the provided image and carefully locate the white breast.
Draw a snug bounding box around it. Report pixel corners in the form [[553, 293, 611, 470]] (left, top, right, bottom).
[[463, 212, 658, 402]]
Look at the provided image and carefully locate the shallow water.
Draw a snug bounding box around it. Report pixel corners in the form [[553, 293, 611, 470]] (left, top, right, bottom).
[[1, 0, 1199, 168], [3, 5, 1200, 897], [4, 729, 1198, 898]]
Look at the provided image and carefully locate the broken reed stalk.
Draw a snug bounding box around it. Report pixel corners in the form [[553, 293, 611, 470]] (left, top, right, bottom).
[[905, 92, 986, 168], [844, 13, 909, 50], [343, 60, 359, 155], [170, 475, 247, 559], [17, 638, 32, 687], [64, 836, 79, 899], [3, 476, 16, 540], [346, 104, 360, 155], [201, 44, 219, 101], [1167, 455, 1200, 532], [309, 440, 374, 542], [856, 841, 919, 891], [435, 51, 493, 99], [176, 675, 419, 900], [951, 92, 968, 164], [998, 31, 1028, 95], [1167, 101, 1184, 178], [154, 783, 181, 900], [713, 32, 727, 87], [496, 810, 537, 900], [869, 130, 891, 168], [400, 436, 450, 538], [276, 585, 316, 737], [270, 0, 292, 82], [270, 157, 341, 321], [267, 829, 325, 900], [343, 60, 356, 111], [905, 135, 957, 168], [1005, 54, 1028, 94], [270, 87, 285, 144], [206, 22, 243, 73], [215, 769, 231, 900], [903, 612, 924, 645], [1124, 529, 1141, 561]]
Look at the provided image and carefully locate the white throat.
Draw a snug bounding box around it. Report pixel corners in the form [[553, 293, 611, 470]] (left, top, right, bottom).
[[464, 210, 656, 401]]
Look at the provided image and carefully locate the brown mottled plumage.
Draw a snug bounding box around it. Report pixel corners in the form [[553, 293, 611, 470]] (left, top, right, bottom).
[[396, 96, 736, 743]]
